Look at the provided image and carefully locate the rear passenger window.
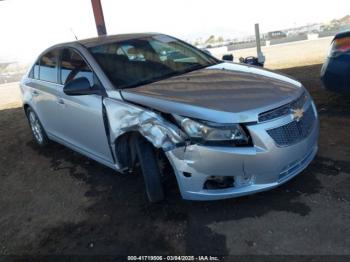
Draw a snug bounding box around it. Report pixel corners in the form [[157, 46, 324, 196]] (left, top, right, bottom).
[[29, 60, 39, 79], [39, 50, 58, 82], [33, 61, 39, 79], [60, 49, 94, 86]]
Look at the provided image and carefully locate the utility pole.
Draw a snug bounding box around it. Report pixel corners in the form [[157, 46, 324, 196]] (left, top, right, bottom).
[[91, 0, 107, 36], [255, 23, 265, 64]]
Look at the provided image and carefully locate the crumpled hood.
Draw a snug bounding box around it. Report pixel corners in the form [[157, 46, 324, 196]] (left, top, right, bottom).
[[121, 62, 304, 123]]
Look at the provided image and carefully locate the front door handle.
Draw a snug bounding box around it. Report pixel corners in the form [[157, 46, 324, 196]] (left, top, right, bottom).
[[32, 90, 39, 96]]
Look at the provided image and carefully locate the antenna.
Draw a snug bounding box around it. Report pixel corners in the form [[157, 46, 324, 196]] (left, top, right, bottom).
[[70, 28, 78, 40]]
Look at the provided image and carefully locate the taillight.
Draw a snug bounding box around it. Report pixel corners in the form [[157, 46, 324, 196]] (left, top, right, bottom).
[[330, 36, 350, 56]]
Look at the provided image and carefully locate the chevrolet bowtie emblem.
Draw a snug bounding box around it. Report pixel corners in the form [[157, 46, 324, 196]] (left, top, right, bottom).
[[291, 108, 304, 122]]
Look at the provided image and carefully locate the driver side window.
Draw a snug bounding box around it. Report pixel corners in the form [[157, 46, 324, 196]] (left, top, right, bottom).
[[60, 48, 94, 86]]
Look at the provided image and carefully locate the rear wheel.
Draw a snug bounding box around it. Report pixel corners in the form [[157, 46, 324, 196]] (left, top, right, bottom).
[[26, 107, 49, 146], [133, 135, 165, 203]]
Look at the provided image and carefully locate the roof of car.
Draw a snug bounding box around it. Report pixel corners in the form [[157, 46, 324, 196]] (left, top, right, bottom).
[[334, 30, 350, 40], [76, 33, 158, 48]]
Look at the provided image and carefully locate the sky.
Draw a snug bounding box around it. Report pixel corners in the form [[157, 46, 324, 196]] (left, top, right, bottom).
[[0, 0, 349, 62]]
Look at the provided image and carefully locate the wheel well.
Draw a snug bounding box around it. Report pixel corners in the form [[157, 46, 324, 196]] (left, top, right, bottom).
[[115, 132, 178, 198], [23, 104, 30, 114], [114, 132, 170, 173], [115, 132, 140, 171]]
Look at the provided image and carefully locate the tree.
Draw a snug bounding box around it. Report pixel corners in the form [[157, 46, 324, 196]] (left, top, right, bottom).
[[205, 35, 216, 44]]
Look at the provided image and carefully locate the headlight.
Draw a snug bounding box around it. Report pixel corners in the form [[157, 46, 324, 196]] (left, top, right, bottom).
[[173, 115, 249, 144]]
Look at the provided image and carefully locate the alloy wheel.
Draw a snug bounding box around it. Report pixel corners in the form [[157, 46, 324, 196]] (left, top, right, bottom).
[[28, 111, 43, 144]]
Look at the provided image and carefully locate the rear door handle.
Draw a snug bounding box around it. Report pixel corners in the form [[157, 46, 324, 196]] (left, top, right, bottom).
[[32, 90, 39, 96], [57, 98, 65, 105]]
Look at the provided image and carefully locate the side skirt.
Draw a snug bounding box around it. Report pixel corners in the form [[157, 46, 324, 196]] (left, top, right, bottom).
[[47, 132, 118, 171]]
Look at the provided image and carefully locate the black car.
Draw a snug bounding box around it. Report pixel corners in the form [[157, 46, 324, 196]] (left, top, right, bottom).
[[321, 30, 350, 93]]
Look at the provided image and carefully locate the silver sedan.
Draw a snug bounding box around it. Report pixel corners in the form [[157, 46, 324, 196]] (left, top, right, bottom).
[[20, 33, 319, 202]]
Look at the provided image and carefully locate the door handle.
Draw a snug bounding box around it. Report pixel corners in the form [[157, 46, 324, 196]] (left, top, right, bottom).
[[57, 98, 65, 105], [32, 90, 39, 96]]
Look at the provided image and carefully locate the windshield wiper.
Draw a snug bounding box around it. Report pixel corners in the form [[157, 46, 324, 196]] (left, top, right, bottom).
[[119, 71, 181, 89], [181, 64, 208, 74]]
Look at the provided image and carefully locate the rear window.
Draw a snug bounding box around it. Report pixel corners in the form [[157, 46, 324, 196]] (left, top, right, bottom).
[[28, 60, 39, 79], [31, 61, 39, 79]]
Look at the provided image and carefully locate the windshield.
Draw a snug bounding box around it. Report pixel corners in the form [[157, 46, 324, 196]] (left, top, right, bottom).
[[88, 35, 219, 89]]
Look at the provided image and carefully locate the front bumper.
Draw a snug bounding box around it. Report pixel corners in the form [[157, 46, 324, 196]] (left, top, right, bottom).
[[166, 106, 319, 201]]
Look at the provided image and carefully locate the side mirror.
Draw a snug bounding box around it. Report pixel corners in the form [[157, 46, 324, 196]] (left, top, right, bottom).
[[222, 54, 233, 61], [63, 77, 103, 96]]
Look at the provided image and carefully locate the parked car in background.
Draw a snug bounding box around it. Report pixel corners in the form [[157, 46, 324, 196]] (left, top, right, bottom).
[[20, 33, 319, 202], [321, 30, 350, 93]]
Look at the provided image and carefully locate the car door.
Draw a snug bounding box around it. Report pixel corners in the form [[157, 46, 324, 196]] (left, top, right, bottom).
[[55, 48, 114, 165], [29, 49, 62, 137]]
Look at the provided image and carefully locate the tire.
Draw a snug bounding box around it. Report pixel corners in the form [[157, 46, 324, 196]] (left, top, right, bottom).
[[26, 107, 49, 146], [134, 135, 165, 203]]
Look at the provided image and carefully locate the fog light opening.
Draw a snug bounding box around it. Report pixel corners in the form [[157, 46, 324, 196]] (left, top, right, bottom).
[[204, 176, 235, 190], [183, 172, 192, 177]]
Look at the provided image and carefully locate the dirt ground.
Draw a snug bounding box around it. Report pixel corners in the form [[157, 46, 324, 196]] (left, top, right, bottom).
[[0, 63, 350, 257], [0, 82, 22, 110]]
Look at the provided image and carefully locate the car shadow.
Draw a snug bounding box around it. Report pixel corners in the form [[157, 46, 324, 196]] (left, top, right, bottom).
[[25, 137, 326, 255]]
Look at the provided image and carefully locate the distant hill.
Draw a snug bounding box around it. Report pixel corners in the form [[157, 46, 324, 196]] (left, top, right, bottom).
[[339, 15, 350, 26], [321, 15, 350, 31], [0, 62, 15, 71], [0, 61, 29, 84]]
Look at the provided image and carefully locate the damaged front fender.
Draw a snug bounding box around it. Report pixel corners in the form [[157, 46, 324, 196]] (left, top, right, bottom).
[[103, 97, 186, 168]]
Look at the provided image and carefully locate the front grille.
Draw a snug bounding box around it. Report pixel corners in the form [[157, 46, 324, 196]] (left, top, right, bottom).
[[259, 92, 308, 122], [267, 106, 315, 146]]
